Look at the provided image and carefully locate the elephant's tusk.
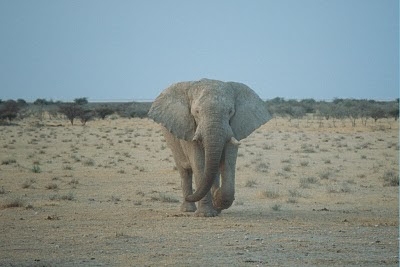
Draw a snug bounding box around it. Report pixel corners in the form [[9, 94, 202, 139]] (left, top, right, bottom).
[[230, 137, 240, 146], [192, 131, 201, 142]]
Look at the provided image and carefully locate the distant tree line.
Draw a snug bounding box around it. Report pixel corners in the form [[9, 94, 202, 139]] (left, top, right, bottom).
[[0, 97, 151, 125], [0, 97, 398, 127], [265, 97, 399, 126]]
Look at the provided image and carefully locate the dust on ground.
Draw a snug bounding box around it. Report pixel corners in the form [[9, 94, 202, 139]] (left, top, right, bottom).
[[0, 116, 398, 266]]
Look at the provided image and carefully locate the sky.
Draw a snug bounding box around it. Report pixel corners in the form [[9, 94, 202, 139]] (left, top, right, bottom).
[[0, 0, 398, 101]]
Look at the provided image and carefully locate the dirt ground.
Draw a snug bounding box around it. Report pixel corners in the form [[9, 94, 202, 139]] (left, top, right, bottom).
[[0, 115, 398, 266]]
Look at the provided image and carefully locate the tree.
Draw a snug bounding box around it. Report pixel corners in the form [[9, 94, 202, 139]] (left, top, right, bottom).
[[387, 106, 399, 121], [58, 104, 84, 125], [369, 106, 386, 123], [96, 106, 114, 119], [78, 109, 95, 125], [332, 98, 344, 104], [34, 98, 49, 105], [0, 100, 20, 122], [74, 97, 88, 105], [17, 99, 27, 106], [299, 98, 316, 113]]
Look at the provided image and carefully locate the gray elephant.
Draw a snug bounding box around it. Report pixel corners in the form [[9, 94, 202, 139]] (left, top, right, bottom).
[[148, 79, 271, 216]]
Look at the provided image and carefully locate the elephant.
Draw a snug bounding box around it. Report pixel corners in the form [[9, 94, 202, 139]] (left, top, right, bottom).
[[148, 79, 271, 217]]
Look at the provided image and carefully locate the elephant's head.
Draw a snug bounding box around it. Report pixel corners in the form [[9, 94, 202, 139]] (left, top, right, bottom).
[[149, 79, 271, 208]]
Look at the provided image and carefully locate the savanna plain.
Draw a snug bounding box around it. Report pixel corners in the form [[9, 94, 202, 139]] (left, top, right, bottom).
[[0, 115, 398, 266]]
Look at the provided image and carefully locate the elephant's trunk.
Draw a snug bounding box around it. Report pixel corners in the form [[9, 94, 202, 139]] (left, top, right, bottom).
[[185, 122, 226, 202]]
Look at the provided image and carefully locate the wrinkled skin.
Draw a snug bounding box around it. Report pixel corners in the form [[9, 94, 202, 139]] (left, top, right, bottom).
[[149, 79, 271, 217]]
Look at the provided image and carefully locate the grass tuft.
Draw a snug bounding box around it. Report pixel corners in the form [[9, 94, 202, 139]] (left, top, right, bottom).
[[83, 158, 95, 166], [271, 204, 282, 211], [32, 164, 41, 173], [299, 177, 319, 188], [151, 192, 179, 203], [383, 170, 399, 187], [245, 179, 257, 188], [49, 192, 75, 201], [1, 159, 16, 165], [254, 162, 269, 173], [258, 189, 280, 199], [2, 197, 26, 208], [45, 183, 59, 190]]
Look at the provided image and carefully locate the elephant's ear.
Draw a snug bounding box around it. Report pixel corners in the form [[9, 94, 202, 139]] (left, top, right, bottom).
[[229, 82, 272, 140], [148, 82, 195, 141]]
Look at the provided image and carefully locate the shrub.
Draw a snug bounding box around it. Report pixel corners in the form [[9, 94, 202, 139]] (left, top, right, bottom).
[[116, 102, 150, 118], [0, 100, 20, 122], [32, 164, 41, 173], [2, 197, 26, 208], [383, 170, 399, 187], [301, 144, 316, 153], [78, 109, 95, 125], [369, 106, 386, 122], [319, 170, 331, 180], [282, 165, 292, 172], [33, 98, 49, 105], [83, 158, 95, 166], [49, 192, 75, 201], [1, 159, 16, 165], [58, 104, 84, 125], [258, 189, 280, 199], [255, 162, 269, 173], [300, 177, 319, 188], [151, 192, 179, 203], [45, 183, 59, 190], [74, 97, 88, 105], [288, 189, 304, 198], [245, 180, 257, 188], [300, 160, 309, 167], [96, 106, 114, 119], [271, 204, 282, 211]]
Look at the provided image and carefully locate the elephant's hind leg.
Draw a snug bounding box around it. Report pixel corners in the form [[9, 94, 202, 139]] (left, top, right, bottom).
[[178, 167, 197, 212]]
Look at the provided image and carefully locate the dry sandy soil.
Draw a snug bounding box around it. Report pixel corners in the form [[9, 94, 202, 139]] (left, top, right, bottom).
[[0, 115, 398, 266]]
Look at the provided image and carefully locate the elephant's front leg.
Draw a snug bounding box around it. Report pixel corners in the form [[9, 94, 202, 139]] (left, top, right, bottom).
[[191, 147, 218, 217], [193, 183, 218, 217], [213, 143, 238, 211], [178, 167, 197, 212]]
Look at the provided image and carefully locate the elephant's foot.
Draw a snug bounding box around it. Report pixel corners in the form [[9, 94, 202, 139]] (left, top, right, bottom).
[[212, 188, 234, 211], [180, 201, 197, 212], [195, 205, 219, 217]]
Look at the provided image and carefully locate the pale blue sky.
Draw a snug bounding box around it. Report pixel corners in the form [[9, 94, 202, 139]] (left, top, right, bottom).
[[0, 0, 398, 101]]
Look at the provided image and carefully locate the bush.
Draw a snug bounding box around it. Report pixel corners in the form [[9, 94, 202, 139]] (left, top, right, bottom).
[[17, 99, 27, 106], [387, 105, 399, 121], [369, 106, 386, 122], [0, 100, 20, 122], [383, 170, 399, 187], [78, 109, 95, 125], [74, 97, 88, 105], [266, 98, 398, 125], [34, 98, 51, 105], [96, 106, 114, 119], [116, 102, 150, 118], [58, 104, 84, 125]]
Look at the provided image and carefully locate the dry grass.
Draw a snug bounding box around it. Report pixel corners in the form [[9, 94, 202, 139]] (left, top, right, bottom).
[[0, 116, 398, 266], [257, 188, 280, 199], [2, 197, 26, 209], [383, 170, 399, 187]]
